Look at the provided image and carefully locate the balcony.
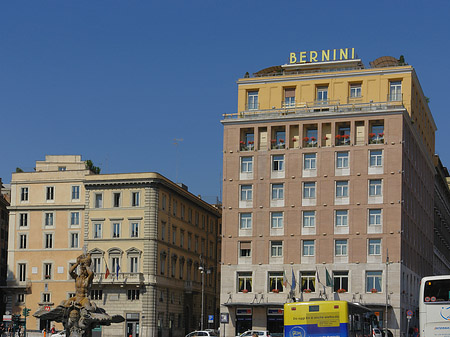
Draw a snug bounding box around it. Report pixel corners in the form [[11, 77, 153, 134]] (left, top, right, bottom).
[[222, 100, 405, 121], [3, 278, 32, 290], [93, 272, 144, 285]]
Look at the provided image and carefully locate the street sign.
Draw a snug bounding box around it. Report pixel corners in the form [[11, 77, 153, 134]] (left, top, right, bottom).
[[407, 309, 413, 317], [3, 315, 12, 321], [208, 315, 214, 323], [44, 306, 51, 311], [220, 313, 229, 324]]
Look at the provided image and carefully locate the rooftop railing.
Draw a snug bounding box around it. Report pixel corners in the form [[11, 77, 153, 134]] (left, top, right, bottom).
[[222, 100, 404, 120]]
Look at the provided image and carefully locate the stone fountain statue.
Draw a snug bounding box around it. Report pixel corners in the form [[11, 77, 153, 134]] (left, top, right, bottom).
[[34, 253, 124, 337]]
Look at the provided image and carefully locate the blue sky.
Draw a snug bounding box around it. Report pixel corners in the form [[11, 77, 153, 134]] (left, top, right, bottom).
[[1, 0, 449, 200]]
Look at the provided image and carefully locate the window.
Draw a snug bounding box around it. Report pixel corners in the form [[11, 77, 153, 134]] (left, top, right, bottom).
[[239, 213, 252, 229], [333, 271, 349, 292], [335, 240, 348, 256], [389, 81, 402, 101], [44, 263, 52, 279], [369, 124, 384, 144], [369, 209, 382, 226], [247, 91, 259, 110], [95, 194, 103, 208], [187, 233, 192, 250], [238, 272, 252, 292], [317, 86, 328, 102], [336, 152, 349, 168], [46, 186, 54, 200], [181, 204, 185, 219], [369, 179, 382, 196], [92, 258, 101, 273], [70, 212, 80, 226], [111, 257, 120, 276], [303, 211, 316, 227], [369, 150, 383, 167], [162, 194, 167, 210], [70, 233, 79, 248], [45, 233, 53, 249], [304, 153, 316, 170], [172, 200, 177, 216], [17, 293, 25, 303], [271, 184, 284, 200], [94, 223, 102, 238], [45, 213, 54, 227], [303, 240, 315, 256], [180, 231, 184, 247], [241, 157, 253, 173], [303, 182, 316, 199], [172, 227, 177, 244], [130, 256, 138, 273], [368, 239, 381, 255], [18, 263, 26, 282], [19, 234, 27, 249], [271, 212, 284, 228], [350, 83, 362, 98], [335, 210, 348, 227], [270, 241, 283, 257], [336, 181, 349, 197], [284, 88, 295, 107], [91, 290, 103, 300], [239, 242, 251, 257], [128, 289, 140, 300], [113, 193, 121, 207], [112, 223, 121, 238], [160, 254, 166, 275], [20, 187, 29, 201], [269, 272, 284, 292], [19, 213, 28, 227], [132, 192, 140, 207], [131, 223, 139, 238], [301, 271, 316, 292], [240, 185, 253, 201], [272, 155, 284, 172], [366, 271, 382, 292], [72, 186, 80, 200], [42, 293, 51, 303], [161, 222, 166, 241]]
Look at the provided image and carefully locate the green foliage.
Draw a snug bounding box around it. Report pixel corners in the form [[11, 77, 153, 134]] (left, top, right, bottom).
[[425, 96, 430, 104], [85, 160, 101, 174]]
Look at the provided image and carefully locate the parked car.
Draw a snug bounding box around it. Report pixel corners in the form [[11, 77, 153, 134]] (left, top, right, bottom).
[[185, 330, 218, 337], [51, 331, 66, 337], [372, 328, 382, 337], [237, 330, 271, 337]]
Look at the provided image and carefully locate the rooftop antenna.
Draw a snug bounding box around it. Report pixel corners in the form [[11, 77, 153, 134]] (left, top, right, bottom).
[[173, 138, 184, 183]]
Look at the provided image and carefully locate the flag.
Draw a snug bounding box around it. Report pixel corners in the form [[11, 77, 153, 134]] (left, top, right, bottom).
[[316, 267, 322, 285], [105, 267, 110, 279], [326, 268, 333, 287], [291, 269, 296, 292], [116, 262, 120, 279], [283, 270, 288, 288]]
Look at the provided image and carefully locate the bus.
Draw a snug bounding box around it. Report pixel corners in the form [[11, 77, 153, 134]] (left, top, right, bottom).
[[419, 275, 450, 336], [284, 300, 379, 337]]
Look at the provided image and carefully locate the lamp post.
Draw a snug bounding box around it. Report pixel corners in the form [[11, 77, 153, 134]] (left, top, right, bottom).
[[199, 265, 205, 331]]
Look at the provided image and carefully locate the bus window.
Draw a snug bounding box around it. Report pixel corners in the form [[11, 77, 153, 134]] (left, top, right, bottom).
[[423, 279, 450, 302]]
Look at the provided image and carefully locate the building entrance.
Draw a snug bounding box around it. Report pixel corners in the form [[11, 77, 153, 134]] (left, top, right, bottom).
[[266, 308, 283, 335], [126, 313, 140, 337], [235, 308, 252, 335]]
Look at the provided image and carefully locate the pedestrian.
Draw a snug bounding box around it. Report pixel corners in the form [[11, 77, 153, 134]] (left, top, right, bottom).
[[51, 326, 55, 334]]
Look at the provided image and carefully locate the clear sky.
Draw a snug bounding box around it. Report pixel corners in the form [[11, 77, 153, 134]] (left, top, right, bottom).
[[1, 0, 449, 200]]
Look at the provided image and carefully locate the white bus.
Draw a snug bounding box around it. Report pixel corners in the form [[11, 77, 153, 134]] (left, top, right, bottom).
[[419, 275, 450, 336]]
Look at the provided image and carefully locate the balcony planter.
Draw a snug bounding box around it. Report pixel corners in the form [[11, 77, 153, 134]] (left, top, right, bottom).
[[371, 288, 378, 293], [292, 137, 298, 142], [272, 289, 279, 293], [303, 289, 312, 293], [242, 289, 248, 293], [337, 289, 346, 293]]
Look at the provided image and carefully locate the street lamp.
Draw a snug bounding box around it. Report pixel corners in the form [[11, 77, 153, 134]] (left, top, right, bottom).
[[199, 265, 205, 331]]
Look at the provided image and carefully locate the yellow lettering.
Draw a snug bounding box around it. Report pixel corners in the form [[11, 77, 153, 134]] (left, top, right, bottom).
[[290, 53, 297, 64], [322, 50, 330, 62], [340, 48, 348, 60], [310, 51, 318, 62], [333, 49, 336, 60], [351, 47, 355, 59], [299, 51, 307, 63]]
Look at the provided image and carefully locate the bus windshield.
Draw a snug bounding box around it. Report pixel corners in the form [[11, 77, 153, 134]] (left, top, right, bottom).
[[423, 279, 450, 302]]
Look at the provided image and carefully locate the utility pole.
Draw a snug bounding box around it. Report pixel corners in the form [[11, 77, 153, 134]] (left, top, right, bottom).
[[385, 249, 389, 337], [199, 262, 205, 330]]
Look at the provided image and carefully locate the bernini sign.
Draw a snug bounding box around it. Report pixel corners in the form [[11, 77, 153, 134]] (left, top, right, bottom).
[[289, 48, 356, 64]]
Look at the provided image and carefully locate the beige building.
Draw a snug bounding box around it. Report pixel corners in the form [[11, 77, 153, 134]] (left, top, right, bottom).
[[6, 155, 222, 337], [220, 52, 439, 337], [1, 179, 10, 318]]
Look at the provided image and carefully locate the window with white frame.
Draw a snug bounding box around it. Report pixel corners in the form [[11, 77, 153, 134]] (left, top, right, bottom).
[[389, 81, 402, 101], [112, 223, 121, 238], [301, 271, 316, 292], [270, 241, 283, 257], [42, 293, 51, 303], [303, 182, 316, 199], [239, 213, 252, 229], [129, 256, 139, 273], [239, 241, 251, 257], [335, 239, 348, 256], [366, 271, 382, 292], [70, 212, 80, 227], [45, 233, 53, 249], [132, 192, 140, 207], [241, 157, 253, 173], [317, 86, 328, 101], [21, 187, 29, 201], [335, 210, 348, 226], [162, 194, 167, 210], [369, 150, 383, 167], [18, 263, 26, 282], [240, 185, 253, 201], [45, 213, 54, 227], [17, 293, 25, 303], [333, 271, 349, 292], [304, 153, 316, 170], [368, 239, 381, 255], [369, 209, 382, 226], [92, 257, 101, 273], [19, 213, 28, 227], [269, 272, 284, 292], [303, 211, 316, 227], [335, 181, 349, 197], [91, 289, 103, 300], [271, 212, 284, 228], [237, 272, 252, 292], [303, 240, 315, 256], [131, 222, 139, 238], [284, 87, 295, 107], [70, 233, 79, 248], [350, 83, 362, 98], [46, 186, 54, 201], [113, 193, 121, 207], [93, 223, 102, 238], [127, 289, 140, 300], [180, 204, 185, 219], [247, 91, 259, 110], [44, 263, 52, 279], [111, 257, 120, 276], [19, 234, 27, 249], [72, 186, 80, 200], [271, 184, 284, 200], [95, 193, 103, 208], [272, 155, 284, 172], [369, 179, 382, 196], [336, 152, 349, 168]]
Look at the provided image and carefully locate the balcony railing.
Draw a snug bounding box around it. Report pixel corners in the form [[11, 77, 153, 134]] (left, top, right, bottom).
[[223, 100, 404, 120], [93, 272, 144, 284], [3, 278, 32, 289]]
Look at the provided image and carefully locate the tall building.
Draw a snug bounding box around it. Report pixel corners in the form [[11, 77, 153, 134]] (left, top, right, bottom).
[[6, 155, 222, 337], [0, 179, 10, 318], [220, 49, 439, 337]]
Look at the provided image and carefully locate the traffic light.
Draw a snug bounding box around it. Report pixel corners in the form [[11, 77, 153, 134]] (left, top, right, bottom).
[[22, 308, 31, 317]]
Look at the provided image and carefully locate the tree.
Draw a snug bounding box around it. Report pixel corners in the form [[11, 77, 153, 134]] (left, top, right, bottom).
[[85, 160, 101, 174]]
